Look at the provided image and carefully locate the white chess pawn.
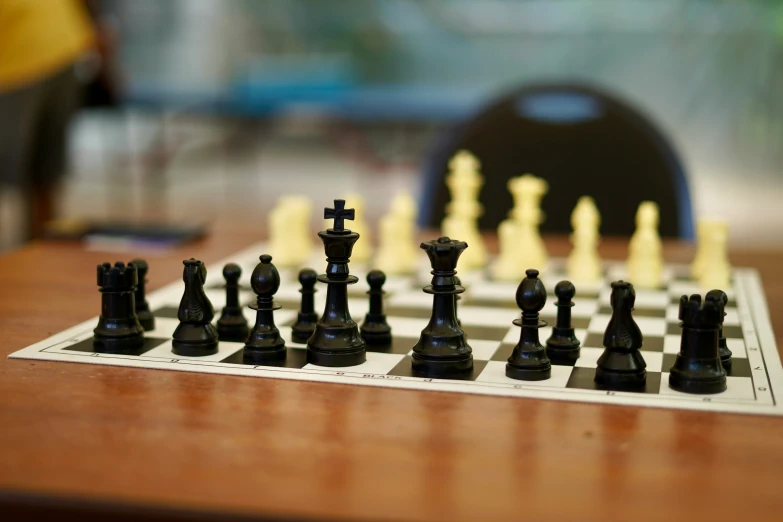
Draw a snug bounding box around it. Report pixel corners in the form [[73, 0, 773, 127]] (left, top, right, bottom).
[[344, 193, 371, 264], [699, 222, 731, 290], [441, 150, 487, 269], [566, 196, 602, 283], [691, 219, 726, 280], [268, 195, 313, 268], [375, 192, 419, 275], [627, 201, 663, 289]]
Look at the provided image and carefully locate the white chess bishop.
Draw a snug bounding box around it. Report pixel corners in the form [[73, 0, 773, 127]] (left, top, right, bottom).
[[375, 192, 419, 275], [441, 150, 487, 270], [344, 192, 371, 264], [492, 174, 549, 281], [627, 201, 663, 289], [566, 196, 602, 283], [268, 195, 314, 268]]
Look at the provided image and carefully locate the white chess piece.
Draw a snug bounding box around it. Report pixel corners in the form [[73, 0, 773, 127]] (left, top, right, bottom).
[[344, 193, 371, 263], [691, 219, 726, 280], [699, 221, 731, 290], [268, 195, 313, 267], [492, 174, 549, 281], [566, 196, 602, 283], [627, 201, 663, 289], [441, 150, 487, 270], [375, 192, 419, 275]]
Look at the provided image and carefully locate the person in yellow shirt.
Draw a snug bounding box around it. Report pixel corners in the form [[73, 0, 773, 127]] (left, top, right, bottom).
[[0, 0, 97, 240]]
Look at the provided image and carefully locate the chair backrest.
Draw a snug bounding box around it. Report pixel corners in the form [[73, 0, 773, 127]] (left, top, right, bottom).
[[420, 83, 693, 238]]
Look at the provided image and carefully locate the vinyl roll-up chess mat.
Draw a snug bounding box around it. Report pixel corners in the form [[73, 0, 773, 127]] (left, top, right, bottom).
[[9, 242, 783, 416]]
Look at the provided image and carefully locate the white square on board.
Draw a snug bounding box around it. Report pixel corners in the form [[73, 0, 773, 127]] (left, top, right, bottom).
[[658, 374, 756, 401], [143, 340, 245, 362], [303, 350, 405, 375], [475, 361, 573, 388]]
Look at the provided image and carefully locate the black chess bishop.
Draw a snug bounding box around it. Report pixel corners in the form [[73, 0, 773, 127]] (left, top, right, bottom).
[[131, 258, 154, 331], [706, 289, 732, 371], [244, 255, 286, 363], [360, 270, 392, 345], [594, 281, 647, 390], [306, 200, 367, 367], [668, 293, 727, 394], [172, 259, 219, 357], [291, 268, 318, 344], [506, 269, 551, 381], [411, 236, 473, 377], [93, 261, 145, 353], [217, 263, 249, 342], [545, 280, 581, 365]]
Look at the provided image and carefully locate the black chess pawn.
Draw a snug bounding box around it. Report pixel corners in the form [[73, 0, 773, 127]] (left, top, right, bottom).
[[217, 263, 249, 342], [307, 200, 367, 367], [360, 270, 392, 345], [594, 281, 646, 390], [291, 268, 318, 344], [131, 259, 154, 331], [412, 236, 473, 377], [706, 289, 732, 371], [506, 269, 551, 381], [545, 280, 581, 365], [172, 259, 219, 357], [93, 262, 145, 353], [244, 255, 286, 363], [668, 293, 727, 394]]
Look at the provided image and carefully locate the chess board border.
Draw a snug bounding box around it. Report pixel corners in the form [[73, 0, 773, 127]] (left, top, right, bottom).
[[8, 242, 783, 417]]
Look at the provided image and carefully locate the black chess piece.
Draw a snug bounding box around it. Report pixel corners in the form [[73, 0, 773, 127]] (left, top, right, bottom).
[[668, 293, 727, 394], [360, 270, 392, 345], [506, 269, 551, 381], [93, 262, 145, 353], [545, 280, 581, 365], [244, 254, 286, 363], [307, 200, 367, 367], [706, 289, 732, 371], [411, 236, 473, 377], [131, 259, 154, 331], [594, 281, 647, 390], [291, 268, 318, 344], [454, 275, 462, 326], [172, 259, 219, 357], [217, 263, 249, 342]]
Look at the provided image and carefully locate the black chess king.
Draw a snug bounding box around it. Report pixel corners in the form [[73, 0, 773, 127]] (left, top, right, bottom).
[[306, 200, 367, 367]]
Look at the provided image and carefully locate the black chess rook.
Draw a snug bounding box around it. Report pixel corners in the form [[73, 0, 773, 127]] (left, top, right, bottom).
[[668, 293, 727, 394], [306, 200, 367, 367], [291, 268, 318, 344], [594, 281, 647, 390], [171, 259, 219, 357], [506, 269, 551, 381], [217, 263, 250, 342], [706, 289, 733, 371], [93, 261, 145, 353], [131, 258, 154, 331], [360, 270, 392, 345], [545, 280, 581, 365], [244, 255, 286, 363], [411, 236, 473, 377]]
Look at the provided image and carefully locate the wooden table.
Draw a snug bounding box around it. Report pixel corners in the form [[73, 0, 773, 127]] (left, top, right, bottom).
[[1, 227, 782, 521]]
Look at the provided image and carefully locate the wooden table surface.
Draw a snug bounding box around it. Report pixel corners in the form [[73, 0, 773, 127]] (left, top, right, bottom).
[[1, 226, 782, 522]]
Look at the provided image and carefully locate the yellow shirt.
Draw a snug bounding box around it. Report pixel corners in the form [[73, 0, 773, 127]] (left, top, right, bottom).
[[0, 0, 95, 90]]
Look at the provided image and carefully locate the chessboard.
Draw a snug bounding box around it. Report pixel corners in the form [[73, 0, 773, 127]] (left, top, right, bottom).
[[9, 241, 783, 416]]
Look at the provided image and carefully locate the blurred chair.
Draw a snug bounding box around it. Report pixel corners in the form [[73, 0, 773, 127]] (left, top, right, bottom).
[[420, 83, 693, 238]]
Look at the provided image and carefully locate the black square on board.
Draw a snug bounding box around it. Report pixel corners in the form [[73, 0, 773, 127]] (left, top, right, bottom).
[[65, 336, 169, 356], [462, 324, 511, 342], [387, 356, 488, 381], [661, 353, 751, 378], [565, 367, 662, 394], [366, 336, 416, 355], [220, 346, 309, 369]]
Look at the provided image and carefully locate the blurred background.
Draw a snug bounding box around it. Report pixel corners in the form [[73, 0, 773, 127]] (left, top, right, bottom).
[[1, 0, 781, 252]]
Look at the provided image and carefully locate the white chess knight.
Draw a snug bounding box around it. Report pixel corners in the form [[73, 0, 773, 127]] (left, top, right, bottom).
[[375, 192, 419, 275], [566, 196, 602, 283], [441, 150, 487, 270], [344, 192, 371, 263], [698, 221, 731, 290], [268, 195, 314, 268], [627, 201, 663, 289], [492, 174, 549, 281]]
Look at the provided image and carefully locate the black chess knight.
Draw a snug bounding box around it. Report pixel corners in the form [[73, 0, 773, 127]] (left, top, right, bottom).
[[306, 200, 367, 367], [411, 236, 473, 377], [172, 259, 219, 357], [93, 262, 145, 353]]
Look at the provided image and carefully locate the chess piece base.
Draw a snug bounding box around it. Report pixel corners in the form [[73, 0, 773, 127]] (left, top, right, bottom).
[[505, 361, 551, 381], [93, 333, 145, 354], [411, 352, 473, 377], [172, 339, 219, 357], [172, 323, 219, 357], [594, 367, 647, 390], [546, 328, 581, 365], [307, 346, 366, 367], [669, 359, 727, 394]]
